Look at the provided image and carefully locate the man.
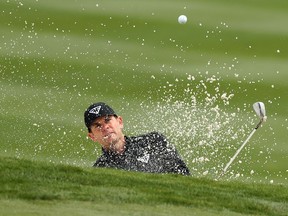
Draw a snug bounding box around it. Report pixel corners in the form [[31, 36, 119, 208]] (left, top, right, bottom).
[[84, 102, 190, 175]]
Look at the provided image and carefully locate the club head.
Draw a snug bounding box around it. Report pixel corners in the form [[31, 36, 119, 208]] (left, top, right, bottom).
[[253, 102, 267, 122]]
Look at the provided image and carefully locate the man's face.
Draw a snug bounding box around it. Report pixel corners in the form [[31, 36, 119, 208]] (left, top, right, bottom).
[[88, 115, 124, 150]]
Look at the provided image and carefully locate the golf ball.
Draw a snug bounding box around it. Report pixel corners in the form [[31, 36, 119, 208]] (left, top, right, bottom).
[[178, 15, 187, 24]]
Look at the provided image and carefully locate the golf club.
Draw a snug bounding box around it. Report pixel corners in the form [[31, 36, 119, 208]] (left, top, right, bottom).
[[218, 102, 267, 179]]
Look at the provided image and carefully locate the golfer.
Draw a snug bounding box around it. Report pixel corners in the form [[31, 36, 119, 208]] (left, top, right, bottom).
[[84, 102, 190, 175]]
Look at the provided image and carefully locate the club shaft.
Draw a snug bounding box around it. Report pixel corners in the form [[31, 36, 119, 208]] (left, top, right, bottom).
[[217, 114, 265, 180], [223, 128, 257, 173]]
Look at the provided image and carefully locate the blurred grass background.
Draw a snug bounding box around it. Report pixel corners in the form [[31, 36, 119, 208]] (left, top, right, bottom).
[[0, 0, 287, 184]]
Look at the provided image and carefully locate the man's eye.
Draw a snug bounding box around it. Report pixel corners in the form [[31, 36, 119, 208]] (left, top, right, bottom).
[[95, 124, 102, 129]]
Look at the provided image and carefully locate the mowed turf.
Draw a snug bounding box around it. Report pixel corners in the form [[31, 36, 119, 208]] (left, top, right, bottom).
[[0, 157, 287, 216], [0, 0, 288, 215]]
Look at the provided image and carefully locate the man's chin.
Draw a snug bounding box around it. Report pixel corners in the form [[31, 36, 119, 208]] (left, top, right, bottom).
[[103, 136, 116, 146]]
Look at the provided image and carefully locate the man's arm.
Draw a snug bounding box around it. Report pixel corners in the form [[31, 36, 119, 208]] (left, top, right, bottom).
[[149, 132, 190, 175]]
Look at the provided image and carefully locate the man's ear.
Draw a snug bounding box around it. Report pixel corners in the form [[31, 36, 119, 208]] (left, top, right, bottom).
[[118, 116, 124, 129], [88, 133, 96, 142]]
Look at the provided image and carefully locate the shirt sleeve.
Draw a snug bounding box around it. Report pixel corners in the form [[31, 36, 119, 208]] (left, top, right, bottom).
[[149, 132, 191, 175], [93, 156, 108, 167]]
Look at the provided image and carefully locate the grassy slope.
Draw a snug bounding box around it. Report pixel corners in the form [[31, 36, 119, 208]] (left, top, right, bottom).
[[0, 0, 288, 215], [1, 156, 287, 216]]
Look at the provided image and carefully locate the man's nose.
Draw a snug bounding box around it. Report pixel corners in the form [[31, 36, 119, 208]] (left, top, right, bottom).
[[102, 123, 110, 131]]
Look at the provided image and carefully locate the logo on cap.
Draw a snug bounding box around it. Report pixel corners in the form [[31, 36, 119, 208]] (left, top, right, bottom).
[[89, 105, 101, 115]]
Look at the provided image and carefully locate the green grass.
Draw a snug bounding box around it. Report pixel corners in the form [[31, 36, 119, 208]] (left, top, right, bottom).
[[1, 0, 288, 215], [1, 156, 287, 216]]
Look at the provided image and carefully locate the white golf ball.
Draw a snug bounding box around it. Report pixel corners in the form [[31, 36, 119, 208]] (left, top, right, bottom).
[[178, 15, 187, 24]]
